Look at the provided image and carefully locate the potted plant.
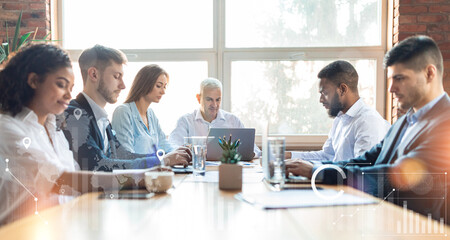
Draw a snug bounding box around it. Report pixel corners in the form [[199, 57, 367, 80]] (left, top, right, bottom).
[[1, 11, 52, 68], [218, 134, 242, 190]]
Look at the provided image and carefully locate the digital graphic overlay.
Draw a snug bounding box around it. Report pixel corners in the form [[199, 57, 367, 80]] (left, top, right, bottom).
[[4, 157, 48, 225]]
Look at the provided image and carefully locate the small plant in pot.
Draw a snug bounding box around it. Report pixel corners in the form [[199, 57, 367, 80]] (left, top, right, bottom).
[[218, 134, 242, 190], [1, 11, 54, 68]]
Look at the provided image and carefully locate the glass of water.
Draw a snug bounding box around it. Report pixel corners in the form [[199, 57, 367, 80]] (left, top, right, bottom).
[[184, 136, 209, 176], [266, 137, 286, 190]]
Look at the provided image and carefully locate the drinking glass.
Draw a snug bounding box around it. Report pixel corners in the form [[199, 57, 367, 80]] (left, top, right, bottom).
[[184, 136, 208, 176], [265, 137, 286, 190]]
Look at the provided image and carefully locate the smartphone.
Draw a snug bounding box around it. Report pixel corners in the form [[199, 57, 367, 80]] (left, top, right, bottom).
[[282, 186, 323, 190], [98, 192, 154, 199], [171, 165, 193, 174]]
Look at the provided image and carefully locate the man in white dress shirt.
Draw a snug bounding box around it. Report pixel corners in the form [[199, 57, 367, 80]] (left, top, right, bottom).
[[169, 78, 260, 156], [286, 60, 390, 162]]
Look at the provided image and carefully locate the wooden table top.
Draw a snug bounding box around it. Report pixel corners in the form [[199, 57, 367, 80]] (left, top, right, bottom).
[[0, 166, 448, 240]]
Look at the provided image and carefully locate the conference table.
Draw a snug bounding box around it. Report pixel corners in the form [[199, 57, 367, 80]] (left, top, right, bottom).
[[0, 163, 448, 240]]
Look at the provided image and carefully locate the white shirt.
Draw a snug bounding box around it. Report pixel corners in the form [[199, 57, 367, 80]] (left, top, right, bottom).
[[81, 92, 109, 153], [169, 109, 261, 156], [0, 108, 78, 225], [292, 99, 390, 162]]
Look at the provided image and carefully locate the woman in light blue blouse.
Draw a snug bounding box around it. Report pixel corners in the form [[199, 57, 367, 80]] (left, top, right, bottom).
[[112, 64, 176, 154]]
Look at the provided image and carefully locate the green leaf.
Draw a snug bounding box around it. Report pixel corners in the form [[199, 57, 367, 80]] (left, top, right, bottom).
[[42, 31, 51, 40], [12, 10, 23, 52], [2, 43, 9, 57], [5, 22, 9, 48], [218, 142, 226, 150], [17, 31, 34, 49], [221, 136, 227, 149], [0, 46, 6, 64]]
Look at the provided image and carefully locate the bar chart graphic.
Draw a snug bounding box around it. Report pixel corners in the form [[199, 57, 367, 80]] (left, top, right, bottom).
[[396, 201, 445, 235], [361, 171, 447, 237]]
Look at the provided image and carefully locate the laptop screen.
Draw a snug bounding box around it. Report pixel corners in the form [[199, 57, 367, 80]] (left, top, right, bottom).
[[206, 128, 256, 161]]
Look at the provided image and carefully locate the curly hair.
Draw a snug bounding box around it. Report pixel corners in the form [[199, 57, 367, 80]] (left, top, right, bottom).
[[0, 44, 72, 116], [317, 60, 359, 92]]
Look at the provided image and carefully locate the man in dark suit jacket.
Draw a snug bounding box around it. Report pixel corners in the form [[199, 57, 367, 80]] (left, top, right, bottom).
[[286, 35, 450, 221], [63, 45, 191, 171]]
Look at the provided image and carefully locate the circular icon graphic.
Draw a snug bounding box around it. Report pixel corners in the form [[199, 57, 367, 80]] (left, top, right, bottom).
[[311, 164, 347, 200]]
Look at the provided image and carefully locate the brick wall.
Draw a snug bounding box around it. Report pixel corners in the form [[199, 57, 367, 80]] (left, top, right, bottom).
[[391, 0, 450, 121], [0, 0, 51, 43]]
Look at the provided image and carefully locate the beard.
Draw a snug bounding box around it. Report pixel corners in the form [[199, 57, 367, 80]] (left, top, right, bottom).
[[328, 93, 344, 117], [398, 101, 411, 112], [98, 77, 118, 104], [397, 90, 421, 112]]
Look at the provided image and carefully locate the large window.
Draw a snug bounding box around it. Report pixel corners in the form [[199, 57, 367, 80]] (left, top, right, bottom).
[[58, 0, 387, 145], [226, 0, 381, 48], [70, 62, 208, 133], [62, 0, 213, 49], [230, 60, 377, 135]]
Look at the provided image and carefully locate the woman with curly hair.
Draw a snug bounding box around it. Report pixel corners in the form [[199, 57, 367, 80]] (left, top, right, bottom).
[[0, 44, 151, 225]]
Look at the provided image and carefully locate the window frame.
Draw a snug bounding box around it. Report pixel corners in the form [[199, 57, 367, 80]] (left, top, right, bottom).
[[55, 0, 389, 149]]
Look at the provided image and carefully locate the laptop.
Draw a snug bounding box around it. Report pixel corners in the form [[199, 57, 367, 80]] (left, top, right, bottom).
[[207, 128, 256, 161]]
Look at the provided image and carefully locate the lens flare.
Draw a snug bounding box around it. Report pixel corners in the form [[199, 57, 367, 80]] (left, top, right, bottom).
[[389, 158, 429, 191]]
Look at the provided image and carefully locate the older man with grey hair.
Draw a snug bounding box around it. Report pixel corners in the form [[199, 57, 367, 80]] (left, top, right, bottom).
[[170, 78, 260, 156]]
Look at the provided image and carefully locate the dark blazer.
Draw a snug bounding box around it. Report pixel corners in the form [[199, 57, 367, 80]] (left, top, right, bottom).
[[62, 93, 160, 171], [321, 94, 450, 221]]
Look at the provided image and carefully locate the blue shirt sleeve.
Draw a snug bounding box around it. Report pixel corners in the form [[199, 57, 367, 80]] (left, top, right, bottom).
[[111, 105, 135, 153]]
